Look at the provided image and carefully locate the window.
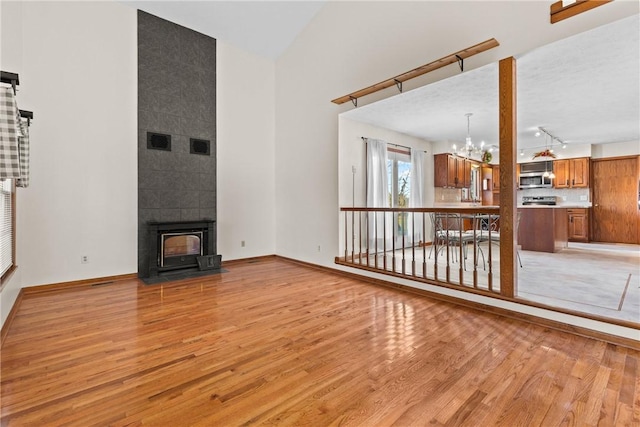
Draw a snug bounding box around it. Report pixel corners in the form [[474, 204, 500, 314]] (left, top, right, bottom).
[[387, 148, 411, 238], [1, 178, 15, 279]]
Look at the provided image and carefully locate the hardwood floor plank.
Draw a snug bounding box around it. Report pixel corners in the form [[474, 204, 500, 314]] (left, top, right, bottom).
[[1, 258, 638, 426]]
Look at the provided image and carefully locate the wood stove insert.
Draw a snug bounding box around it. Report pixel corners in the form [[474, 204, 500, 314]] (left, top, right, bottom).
[[146, 220, 220, 278]]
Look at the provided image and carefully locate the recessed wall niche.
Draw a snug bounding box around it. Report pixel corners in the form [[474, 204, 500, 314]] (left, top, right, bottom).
[[190, 138, 210, 156], [147, 132, 172, 151], [137, 10, 217, 277]]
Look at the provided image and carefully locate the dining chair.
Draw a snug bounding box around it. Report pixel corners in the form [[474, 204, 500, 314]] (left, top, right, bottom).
[[429, 212, 485, 270], [476, 213, 522, 268]]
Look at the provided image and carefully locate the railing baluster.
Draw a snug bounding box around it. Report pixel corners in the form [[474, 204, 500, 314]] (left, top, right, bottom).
[[445, 213, 451, 283], [458, 213, 464, 286], [434, 212, 439, 281], [401, 212, 406, 275], [390, 212, 394, 272], [422, 212, 427, 279], [344, 210, 348, 262], [411, 212, 415, 276], [366, 212, 371, 268], [487, 214, 495, 292], [350, 210, 355, 263], [358, 211, 363, 265], [472, 217, 478, 288], [339, 207, 499, 295], [374, 212, 379, 269]]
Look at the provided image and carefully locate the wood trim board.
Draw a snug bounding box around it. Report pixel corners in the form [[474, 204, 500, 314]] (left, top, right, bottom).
[[550, 0, 612, 23], [331, 38, 499, 105]]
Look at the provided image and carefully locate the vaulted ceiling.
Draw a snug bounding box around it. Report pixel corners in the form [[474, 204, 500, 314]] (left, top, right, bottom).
[[123, 1, 325, 59]]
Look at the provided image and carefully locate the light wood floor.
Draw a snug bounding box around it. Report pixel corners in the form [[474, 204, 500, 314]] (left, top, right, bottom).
[[1, 258, 638, 426]]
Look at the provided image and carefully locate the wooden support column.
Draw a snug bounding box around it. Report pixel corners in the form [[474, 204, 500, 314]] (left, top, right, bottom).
[[499, 57, 517, 298]]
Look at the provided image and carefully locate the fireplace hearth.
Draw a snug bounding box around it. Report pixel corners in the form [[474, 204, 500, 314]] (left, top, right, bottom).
[[144, 220, 221, 279]]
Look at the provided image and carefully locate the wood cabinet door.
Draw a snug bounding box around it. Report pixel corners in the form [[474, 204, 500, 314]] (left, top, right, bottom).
[[492, 166, 500, 190], [554, 159, 570, 188], [462, 159, 472, 188], [481, 166, 494, 205], [570, 158, 589, 188], [568, 209, 589, 242], [591, 157, 640, 244], [433, 154, 448, 187], [447, 155, 458, 187]]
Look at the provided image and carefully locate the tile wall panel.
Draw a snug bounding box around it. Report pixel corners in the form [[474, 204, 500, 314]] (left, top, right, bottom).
[[137, 10, 217, 276]]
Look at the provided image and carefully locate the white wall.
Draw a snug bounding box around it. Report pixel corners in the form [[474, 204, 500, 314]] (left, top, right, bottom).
[[338, 117, 433, 209], [0, 2, 279, 328], [275, 2, 639, 339], [1, 1, 138, 325], [591, 140, 640, 158], [217, 41, 276, 260]]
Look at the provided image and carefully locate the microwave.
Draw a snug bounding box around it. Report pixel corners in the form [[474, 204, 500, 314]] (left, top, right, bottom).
[[519, 172, 553, 189]]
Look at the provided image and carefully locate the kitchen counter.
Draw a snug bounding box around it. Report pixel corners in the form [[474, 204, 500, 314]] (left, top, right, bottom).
[[518, 207, 568, 253]]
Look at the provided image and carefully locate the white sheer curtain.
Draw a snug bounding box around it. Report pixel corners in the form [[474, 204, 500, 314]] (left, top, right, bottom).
[[409, 149, 425, 244], [366, 138, 389, 251]]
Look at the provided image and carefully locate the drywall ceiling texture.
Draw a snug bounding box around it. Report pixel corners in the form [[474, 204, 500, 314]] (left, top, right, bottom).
[[338, 14, 639, 153], [274, 1, 639, 339]]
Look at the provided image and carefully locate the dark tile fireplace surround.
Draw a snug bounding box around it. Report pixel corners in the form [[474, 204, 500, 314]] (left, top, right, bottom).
[[137, 11, 221, 280]]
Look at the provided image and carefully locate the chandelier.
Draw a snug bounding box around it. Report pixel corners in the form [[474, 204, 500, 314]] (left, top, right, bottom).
[[452, 113, 485, 158]]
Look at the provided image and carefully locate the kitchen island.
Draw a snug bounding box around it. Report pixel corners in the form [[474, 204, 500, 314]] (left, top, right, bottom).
[[518, 206, 568, 253]]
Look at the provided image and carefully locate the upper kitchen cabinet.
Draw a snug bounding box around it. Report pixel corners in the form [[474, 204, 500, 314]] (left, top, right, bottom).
[[482, 164, 501, 206], [554, 157, 590, 188], [492, 165, 500, 190], [434, 153, 473, 188]]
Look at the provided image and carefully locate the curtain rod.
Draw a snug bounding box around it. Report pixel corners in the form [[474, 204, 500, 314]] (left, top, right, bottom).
[[1, 70, 19, 95], [361, 136, 427, 153]]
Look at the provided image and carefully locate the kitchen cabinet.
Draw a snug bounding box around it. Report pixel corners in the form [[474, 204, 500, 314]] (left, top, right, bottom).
[[568, 208, 589, 242], [518, 207, 569, 253], [463, 159, 473, 188], [492, 165, 500, 190], [481, 166, 494, 205], [434, 154, 471, 188], [554, 157, 590, 188]]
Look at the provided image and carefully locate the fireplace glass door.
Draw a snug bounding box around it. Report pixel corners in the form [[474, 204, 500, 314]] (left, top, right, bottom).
[[160, 232, 203, 267]]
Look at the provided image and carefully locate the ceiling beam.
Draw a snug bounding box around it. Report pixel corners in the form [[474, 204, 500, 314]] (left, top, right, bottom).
[[550, 0, 612, 24], [331, 38, 500, 106]]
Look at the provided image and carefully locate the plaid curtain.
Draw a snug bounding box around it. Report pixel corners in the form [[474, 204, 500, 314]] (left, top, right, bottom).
[[16, 118, 30, 187], [0, 87, 21, 179]]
